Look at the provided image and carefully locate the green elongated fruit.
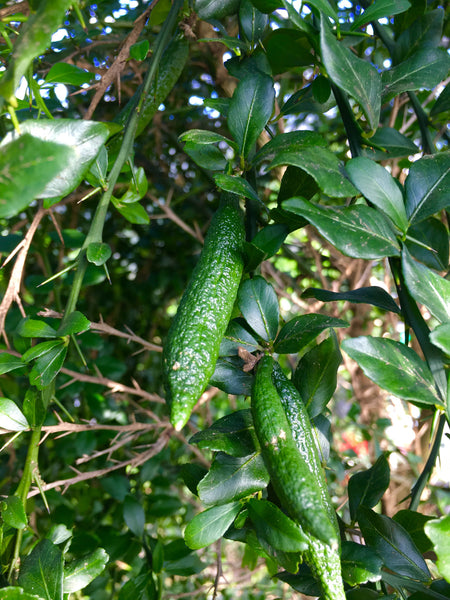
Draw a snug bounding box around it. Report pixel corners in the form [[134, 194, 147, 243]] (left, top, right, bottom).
[[163, 195, 245, 431], [251, 355, 338, 548], [271, 361, 340, 542], [304, 536, 346, 600]]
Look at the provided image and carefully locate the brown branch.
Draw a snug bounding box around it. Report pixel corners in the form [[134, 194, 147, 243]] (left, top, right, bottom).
[[148, 190, 204, 243], [0, 1, 29, 19], [84, 6, 152, 120]]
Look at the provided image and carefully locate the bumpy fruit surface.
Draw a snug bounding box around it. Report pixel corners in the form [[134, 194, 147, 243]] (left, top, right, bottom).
[[163, 195, 244, 431], [251, 355, 338, 547]]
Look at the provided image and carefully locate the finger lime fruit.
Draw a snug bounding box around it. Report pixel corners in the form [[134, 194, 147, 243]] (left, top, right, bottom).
[[163, 194, 245, 431]]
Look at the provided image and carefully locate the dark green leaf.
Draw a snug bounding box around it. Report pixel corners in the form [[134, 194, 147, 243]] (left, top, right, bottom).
[[0, 134, 72, 218], [250, 0, 282, 12], [239, 0, 268, 45], [346, 157, 408, 232], [0, 398, 29, 431], [430, 323, 450, 355], [407, 218, 449, 271], [25, 341, 68, 390], [179, 129, 236, 149], [351, 0, 411, 30], [86, 243, 112, 267], [393, 510, 434, 554], [220, 319, 259, 356], [180, 464, 208, 497], [293, 332, 341, 418], [264, 29, 314, 75], [0, 352, 26, 375], [348, 454, 391, 521], [284, 198, 401, 259], [1, 496, 27, 529], [358, 506, 431, 582], [164, 552, 205, 577], [22, 388, 46, 429], [312, 75, 331, 103], [183, 141, 227, 171], [425, 515, 450, 583], [184, 502, 241, 549], [394, 9, 444, 63], [431, 82, 450, 117], [237, 277, 279, 343], [344, 590, 383, 599], [189, 409, 258, 457], [16, 319, 57, 339], [0, 588, 42, 599], [364, 127, 419, 159], [44, 63, 92, 86], [278, 167, 319, 204], [112, 198, 150, 225], [402, 251, 450, 324], [214, 174, 260, 204], [129, 40, 149, 61], [229, 70, 274, 158], [302, 286, 401, 314], [18, 539, 64, 600], [268, 148, 357, 198], [275, 314, 348, 354], [312, 414, 331, 462], [64, 548, 108, 593], [320, 16, 381, 130], [210, 356, 254, 396], [342, 336, 443, 408], [251, 224, 289, 258], [123, 495, 145, 537], [341, 541, 383, 585], [277, 565, 321, 597], [253, 130, 325, 165], [194, 0, 240, 19], [198, 452, 269, 505], [405, 151, 450, 224], [382, 48, 450, 98], [247, 499, 309, 552]]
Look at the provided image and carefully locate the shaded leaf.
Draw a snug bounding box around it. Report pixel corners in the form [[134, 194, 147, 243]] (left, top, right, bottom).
[[45, 63, 92, 86], [189, 409, 258, 457], [341, 541, 383, 585], [214, 174, 260, 204], [264, 28, 314, 74], [64, 548, 109, 593], [18, 539, 64, 600], [239, 0, 268, 45], [24, 341, 68, 390], [275, 314, 348, 355], [277, 565, 321, 597], [16, 319, 57, 339], [425, 515, 450, 583], [184, 502, 241, 549], [351, 0, 411, 30], [342, 336, 442, 407], [0, 353, 27, 375], [123, 495, 145, 537], [284, 198, 401, 259], [194, 0, 240, 20], [393, 510, 434, 554], [210, 356, 254, 396], [394, 8, 444, 63], [237, 277, 279, 343], [183, 141, 227, 171], [220, 319, 259, 356], [0, 398, 29, 431], [364, 127, 419, 159], [430, 323, 450, 355], [303, 286, 400, 314], [348, 454, 391, 521], [198, 452, 269, 505], [405, 151, 450, 224], [179, 129, 236, 149], [406, 217, 449, 271]]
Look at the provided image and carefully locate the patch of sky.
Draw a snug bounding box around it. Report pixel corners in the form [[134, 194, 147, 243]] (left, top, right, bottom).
[[104, 16, 115, 23], [192, 80, 201, 90], [158, 103, 165, 111], [274, 82, 280, 98], [200, 73, 213, 85], [223, 51, 232, 63], [365, 47, 374, 57], [52, 29, 69, 43], [90, 17, 98, 24], [189, 96, 203, 106], [55, 84, 69, 107], [338, 0, 352, 8], [383, 58, 391, 68], [204, 106, 220, 118], [120, 0, 139, 7], [104, 27, 112, 34], [113, 8, 128, 18]]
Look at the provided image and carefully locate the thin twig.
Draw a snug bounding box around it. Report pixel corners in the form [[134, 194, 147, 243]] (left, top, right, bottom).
[[149, 190, 204, 243]]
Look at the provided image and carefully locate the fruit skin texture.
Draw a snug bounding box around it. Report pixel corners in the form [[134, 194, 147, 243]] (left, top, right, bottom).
[[163, 195, 244, 431], [251, 355, 338, 548]]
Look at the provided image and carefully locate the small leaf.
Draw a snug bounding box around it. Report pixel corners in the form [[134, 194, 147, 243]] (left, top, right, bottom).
[[16, 319, 57, 339], [210, 356, 254, 396], [274, 314, 348, 355], [346, 157, 408, 232], [425, 515, 450, 583], [253, 130, 325, 165], [303, 286, 400, 314], [18, 539, 64, 600], [45, 63, 92, 86], [123, 495, 145, 537], [358, 506, 431, 582], [430, 323, 450, 355], [56, 311, 91, 337], [86, 243, 112, 267], [402, 251, 450, 324], [237, 277, 279, 343], [179, 129, 236, 148], [284, 198, 401, 259], [219, 319, 259, 356], [342, 336, 443, 408], [0, 398, 29, 431], [214, 174, 260, 204], [407, 217, 449, 272], [194, 0, 240, 20], [22, 389, 46, 429], [0, 588, 42, 599], [247, 498, 309, 552], [198, 452, 269, 506], [351, 0, 410, 30], [189, 409, 258, 457], [129, 39, 149, 61], [0, 352, 26, 375], [348, 454, 391, 521], [393, 510, 434, 554], [183, 142, 227, 171], [27, 342, 68, 390], [1, 496, 27, 529], [251, 224, 289, 258], [184, 502, 241, 550], [341, 541, 383, 585], [112, 198, 150, 225], [64, 548, 109, 593]]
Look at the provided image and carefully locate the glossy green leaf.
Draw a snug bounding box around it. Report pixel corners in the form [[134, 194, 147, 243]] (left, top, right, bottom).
[[0, 398, 29, 432], [320, 16, 381, 130], [123, 495, 145, 537], [277, 565, 321, 597], [22, 389, 46, 429], [268, 147, 357, 198], [1, 120, 109, 199], [190, 409, 258, 457], [402, 251, 450, 324], [341, 541, 383, 585], [293, 332, 341, 418], [198, 452, 269, 505], [0, 0, 72, 103], [229, 70, 274, 158], [312, 75, 331, 103], [1, 495, 27, 529], [45, 63, 92, 86], [351, 0, 411, 30], [194, 0, 240, 19], [210, 356, 254, 396], [46, 524, 72, 546], [251, 0, 282, 12], [18, 539, 64, 600], [239, 0, 268, 45], [219, 319, 259, 356], [214, 174, 260, 204], [64, 548, 109, 593], [430, 323, 450, 355], [0, 135, 72, 218], [0, 353, 26, 375], [342, 336, 443, 407], [302, 286, 401, 314], [184, 502, 241, 550], [253, 130, 325, 165], [286, 0, 337, 21], [247, 499, 309, 552], [129, 39, 149, 61], [382, 48, 450, 98], [274, 314, 348, 354], [183, 141, 227, 171], [358, 506, 431, 582], [237, 277, 279, 343], [431, 82, 450, 117], [393, 510, 434, 554], [405, 151, 450, 224], [112, 198, 150, 225], [86, 243, 112, 267], [346, 157, 408, 232], [251, 224, 289, 259], [0, 589, 41, 599], [179, 129, 237, 149], [394, 8, 444, 63], [425, 515, 450, 583], [16, 319, 57, 339], [284, 198, 401, 259], [56, 311, 91, 337], [264, 28, 314, 74], [348, 454, 391, 521], [364, 127, 418, 159], [24, 341, 68, 390], [407, 217, 449, 271]]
